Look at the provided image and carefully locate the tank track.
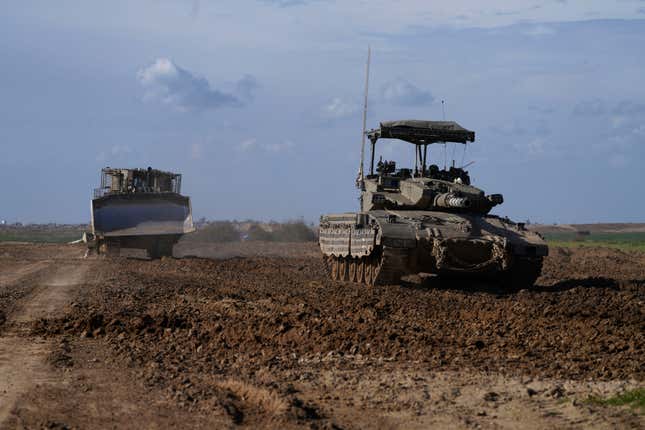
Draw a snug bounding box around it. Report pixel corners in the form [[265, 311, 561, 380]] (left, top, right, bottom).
[[498, 256, 544, 291], [323, 246, 409, 286], [324, 251, 544, 290], [323, 233, 544, 289]]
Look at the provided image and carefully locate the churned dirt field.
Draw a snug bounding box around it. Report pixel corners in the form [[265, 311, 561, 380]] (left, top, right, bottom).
[[0, 242, 643, 429]]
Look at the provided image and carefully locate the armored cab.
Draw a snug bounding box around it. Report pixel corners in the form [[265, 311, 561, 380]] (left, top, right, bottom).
[[88, 167, 195, 258], [319, 120, 548, 289]]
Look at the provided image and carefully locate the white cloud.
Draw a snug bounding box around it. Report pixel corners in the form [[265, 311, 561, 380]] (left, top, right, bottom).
[[524, 25, 556, 37], [572, 99, 645, 170], [490, 122, 527, 136], [380, 78, 434, 106], [265, 140, 294, 152], [608, 153, 628, 168], [111, 145, 132, 156], [320, 97, 359, 119], [96, 145, 134, 162], [238, 138, 258, 151], [526, 137, 546, 156], [511, 137, 547, 158], [190, 143, 203, 160], [633, 125, 645, 137], [255, 1, 644, 30], [610, 116, 628, 129], [137, 58, 256, 112], [234, 75, 260, 104], [259, 0, 315, 7], [613, 100, 645, 115], [238, 138, 294, 153], [573, 99, 645, 118], [573, 99, 607, 116]]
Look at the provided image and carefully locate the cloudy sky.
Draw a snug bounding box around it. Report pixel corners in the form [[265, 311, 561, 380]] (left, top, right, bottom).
[[1, 1, 644, 224]]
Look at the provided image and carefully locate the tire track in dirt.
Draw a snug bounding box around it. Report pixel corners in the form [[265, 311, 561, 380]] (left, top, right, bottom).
[[0, 261, 51, 288], [0, 262, 89, 427]]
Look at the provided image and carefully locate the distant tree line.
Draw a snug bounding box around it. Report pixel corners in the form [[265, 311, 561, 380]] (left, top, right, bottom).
[[185, 220, 317, 243]]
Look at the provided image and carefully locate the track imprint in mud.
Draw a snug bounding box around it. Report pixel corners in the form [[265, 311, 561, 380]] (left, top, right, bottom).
[[0, 261, 50, 288], [0, 262, 88, 425], [12, 264, 89, 325]]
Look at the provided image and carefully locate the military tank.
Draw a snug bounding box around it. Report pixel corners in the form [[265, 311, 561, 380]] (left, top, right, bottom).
[[87, 167, 195, 258], [319, 120, 548, 289]]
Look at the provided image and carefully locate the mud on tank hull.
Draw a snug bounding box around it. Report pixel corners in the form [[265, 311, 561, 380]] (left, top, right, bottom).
[[319, 210, 548, 289]]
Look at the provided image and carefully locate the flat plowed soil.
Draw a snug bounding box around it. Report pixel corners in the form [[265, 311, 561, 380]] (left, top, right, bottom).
[[0, 242, 643, 429]]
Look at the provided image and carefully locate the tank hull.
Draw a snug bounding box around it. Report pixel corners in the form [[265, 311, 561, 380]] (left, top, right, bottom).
[[319, 210, 547, 288]]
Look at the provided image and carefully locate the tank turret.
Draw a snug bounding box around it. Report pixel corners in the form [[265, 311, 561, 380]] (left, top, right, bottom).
[[359, 121, 505, 214]]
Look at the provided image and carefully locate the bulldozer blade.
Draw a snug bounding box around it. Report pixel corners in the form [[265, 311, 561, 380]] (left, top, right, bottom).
[[91, 194, 195, 237]]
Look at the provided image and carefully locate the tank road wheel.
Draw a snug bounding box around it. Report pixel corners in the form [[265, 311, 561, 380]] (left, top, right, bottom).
[[323, 255, 330, 273], [364, 256, 375, 286], [500, 257, 543, 292], [348, 258, 357, 282], [356, 259, 365, 284], [372, 254, 383, 284], [330, 257, 339, 281], [372, 247, 407, 286], [338, 257, 349, 281]]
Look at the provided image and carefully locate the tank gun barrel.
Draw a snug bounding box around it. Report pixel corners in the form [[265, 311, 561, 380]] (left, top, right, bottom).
[[434, 193, 471, 209]]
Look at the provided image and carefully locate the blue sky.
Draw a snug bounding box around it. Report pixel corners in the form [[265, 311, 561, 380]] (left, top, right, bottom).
[[1, 1, 644, 224]]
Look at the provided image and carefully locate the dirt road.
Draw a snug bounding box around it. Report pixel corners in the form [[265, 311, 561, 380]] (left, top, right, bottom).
[[0, 242, 642, 429], [0, 245, 92, 426]]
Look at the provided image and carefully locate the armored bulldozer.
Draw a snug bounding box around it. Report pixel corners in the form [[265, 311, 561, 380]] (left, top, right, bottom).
[[87, 167, 195, 258], [319, 120, 548, 289]]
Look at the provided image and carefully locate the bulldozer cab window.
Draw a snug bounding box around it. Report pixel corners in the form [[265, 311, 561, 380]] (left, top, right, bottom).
[[97, 168, 182, 196]]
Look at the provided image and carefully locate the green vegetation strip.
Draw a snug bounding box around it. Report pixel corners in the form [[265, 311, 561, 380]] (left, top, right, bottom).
[[587, 388, 645, 413], [547, 240, 645, 252], [544, 232, 645, 252], [0, 232, 84, 244]]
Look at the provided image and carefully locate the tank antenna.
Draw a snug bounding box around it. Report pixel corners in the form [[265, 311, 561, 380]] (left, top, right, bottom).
[[442, 100, 447, 169], [357, 46, 371, 189], [461, 141, 468, 168]]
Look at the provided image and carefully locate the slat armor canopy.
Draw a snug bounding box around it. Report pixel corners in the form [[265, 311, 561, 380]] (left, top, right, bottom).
[[367, 120, 475, 145]]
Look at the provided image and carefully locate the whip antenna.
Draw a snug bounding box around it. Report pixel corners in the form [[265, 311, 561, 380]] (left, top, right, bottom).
[[442, 100, 447, 169], [357, 46, 371, 188]]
